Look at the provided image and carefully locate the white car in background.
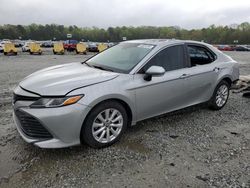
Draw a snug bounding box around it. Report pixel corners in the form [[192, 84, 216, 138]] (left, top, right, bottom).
[[22, 42, 32, 52], [0, 42, 3, 53]]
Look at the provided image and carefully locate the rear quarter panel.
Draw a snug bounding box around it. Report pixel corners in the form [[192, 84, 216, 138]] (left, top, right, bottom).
[[213, 49, 239, 85]]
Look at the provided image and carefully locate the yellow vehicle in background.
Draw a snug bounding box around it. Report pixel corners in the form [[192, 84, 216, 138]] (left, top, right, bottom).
[[53, 42, 64, 55], [3, 42, 17, 55], [76, 42, 87, 54], [97, 43, 108, 52], [29, 42, 42, 55]]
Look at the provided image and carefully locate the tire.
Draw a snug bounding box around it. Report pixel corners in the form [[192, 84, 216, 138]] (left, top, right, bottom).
[[30, 52, 33, 55], [81, 101, 128, 148], [208, 80, 230, 110], [4, 52, 7, 55]]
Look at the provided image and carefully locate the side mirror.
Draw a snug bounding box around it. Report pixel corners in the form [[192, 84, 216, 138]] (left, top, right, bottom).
[[144, 66, 165, 81]]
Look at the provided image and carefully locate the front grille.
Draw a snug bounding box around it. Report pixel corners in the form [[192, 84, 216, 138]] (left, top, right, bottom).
[[13, 93, 40, 103], [15, 110, 53, 139]]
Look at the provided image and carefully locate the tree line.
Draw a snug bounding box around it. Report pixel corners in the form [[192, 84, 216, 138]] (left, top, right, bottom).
[[0, 22, 250, 44]]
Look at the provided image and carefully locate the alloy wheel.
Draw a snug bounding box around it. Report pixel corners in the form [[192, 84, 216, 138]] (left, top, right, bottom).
[[92, 108, 123, 143], [215, 84, 229, 107]]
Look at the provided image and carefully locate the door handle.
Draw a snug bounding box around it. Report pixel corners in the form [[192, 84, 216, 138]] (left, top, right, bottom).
[[213, 67, 220, 72], [179, 74, 190, 79]]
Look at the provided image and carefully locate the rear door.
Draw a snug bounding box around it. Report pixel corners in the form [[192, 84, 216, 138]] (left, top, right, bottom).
[[181, 44, 219, 106]]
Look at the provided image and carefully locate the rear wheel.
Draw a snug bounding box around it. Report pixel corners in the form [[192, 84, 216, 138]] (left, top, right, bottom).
[[81, 101, 128, 148], [209, 80, 230, 110]]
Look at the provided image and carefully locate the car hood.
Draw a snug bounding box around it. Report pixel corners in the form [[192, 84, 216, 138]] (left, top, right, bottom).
[[20, 62, 119, 96]]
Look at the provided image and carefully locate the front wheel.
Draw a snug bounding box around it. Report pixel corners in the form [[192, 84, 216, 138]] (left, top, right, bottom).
[[81, 101, 128, 148], [208, 80, 230, 110]]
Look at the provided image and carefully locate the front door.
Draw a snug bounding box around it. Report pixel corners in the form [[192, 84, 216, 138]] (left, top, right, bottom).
[[131, 44, 190, 121], [133, 69, 189, 121]]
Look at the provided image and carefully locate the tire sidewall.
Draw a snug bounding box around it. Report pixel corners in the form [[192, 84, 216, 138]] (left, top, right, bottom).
[[82, 101, 128, 148]]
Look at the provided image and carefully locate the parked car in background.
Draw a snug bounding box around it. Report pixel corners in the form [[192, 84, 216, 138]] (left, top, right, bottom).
[[63, 40, 78, 51], [22, 42, 32, 52], [234, 45, 250, 51], [13, 40, 23, 47], [41, 41, 54, 48], [217, 45, 234, 51], [87, 42, 99, 52], [107, 42, 116, 48], [13, 39, 239, 149], [0, 42, 4, 53]]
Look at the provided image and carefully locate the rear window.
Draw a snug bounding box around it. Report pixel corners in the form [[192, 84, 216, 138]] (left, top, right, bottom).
[[188, 45, 216, 66]]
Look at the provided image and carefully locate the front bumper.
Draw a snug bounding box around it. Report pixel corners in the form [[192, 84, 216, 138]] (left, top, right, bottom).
[[13, 101, 91, 148]]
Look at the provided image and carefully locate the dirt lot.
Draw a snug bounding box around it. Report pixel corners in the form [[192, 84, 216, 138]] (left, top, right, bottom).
[[0, 50, 249, 188]]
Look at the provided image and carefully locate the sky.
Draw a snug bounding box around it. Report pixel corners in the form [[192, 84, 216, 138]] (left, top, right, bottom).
[[0, 0, 250, 29]]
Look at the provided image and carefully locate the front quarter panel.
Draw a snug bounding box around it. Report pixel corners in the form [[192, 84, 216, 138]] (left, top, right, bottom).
[[68, 75, 137, 124]]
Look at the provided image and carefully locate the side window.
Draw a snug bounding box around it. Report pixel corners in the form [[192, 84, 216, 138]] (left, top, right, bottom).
[[139, 45, 186, 73], [188, 45, 216, 66]]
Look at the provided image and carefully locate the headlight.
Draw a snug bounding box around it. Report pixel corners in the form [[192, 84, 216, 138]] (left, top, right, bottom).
[[30, 95, 83, 108]]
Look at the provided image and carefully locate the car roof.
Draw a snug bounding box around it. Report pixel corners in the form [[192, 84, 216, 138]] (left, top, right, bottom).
[[123, 39, 209, 47]]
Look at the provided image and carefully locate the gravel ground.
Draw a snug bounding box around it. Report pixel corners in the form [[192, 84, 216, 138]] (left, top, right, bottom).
[[0, 50, 249, 188]]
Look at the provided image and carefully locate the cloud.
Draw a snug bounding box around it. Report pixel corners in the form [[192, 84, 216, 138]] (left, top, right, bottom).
[[0, 0, 249, 29]]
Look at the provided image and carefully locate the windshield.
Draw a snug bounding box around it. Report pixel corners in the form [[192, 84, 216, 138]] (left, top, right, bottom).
[[86, 43, 155, 73]]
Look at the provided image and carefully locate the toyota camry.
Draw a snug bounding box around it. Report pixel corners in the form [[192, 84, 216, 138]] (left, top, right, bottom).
[[13, 39, 239, 148]]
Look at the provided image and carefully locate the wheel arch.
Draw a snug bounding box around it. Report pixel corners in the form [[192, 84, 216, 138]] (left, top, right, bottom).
[[217, 75, 233, 87], [208, 75, 233, 101], [80, 97, 135, 143], [221, 77, 232, 87]]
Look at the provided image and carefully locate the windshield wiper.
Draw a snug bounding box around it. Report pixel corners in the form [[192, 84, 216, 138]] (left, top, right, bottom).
[[84, 62, 93, 67], [84, 62, 113, 72], [92, 65, 113, 72]]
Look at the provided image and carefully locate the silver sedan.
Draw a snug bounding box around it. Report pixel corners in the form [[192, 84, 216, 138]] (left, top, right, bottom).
[[13, 39, 239, 148]]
